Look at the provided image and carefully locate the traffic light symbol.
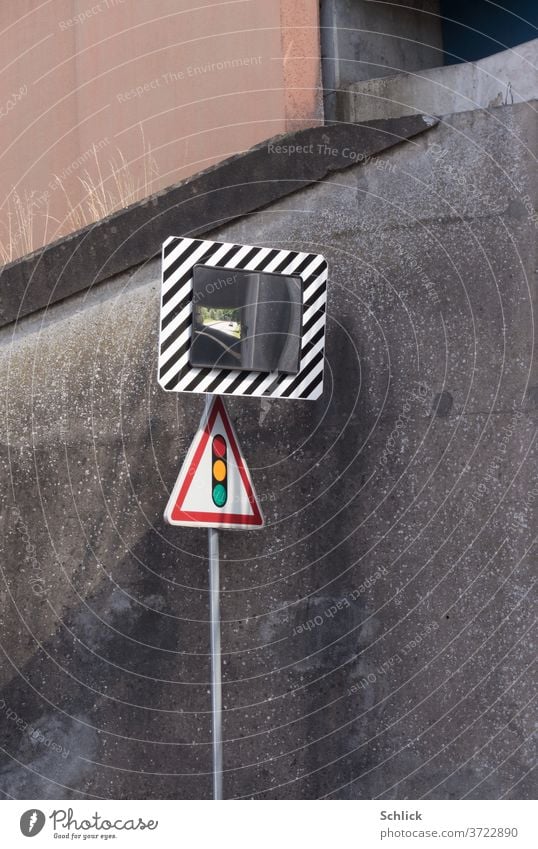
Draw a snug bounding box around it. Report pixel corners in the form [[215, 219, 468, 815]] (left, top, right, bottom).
[[212, 434, 227, 507]]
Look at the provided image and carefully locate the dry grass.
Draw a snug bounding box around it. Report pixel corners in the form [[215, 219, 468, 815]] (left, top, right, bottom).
[[0, 190, 42, 265], [0, 129, 159, 265]]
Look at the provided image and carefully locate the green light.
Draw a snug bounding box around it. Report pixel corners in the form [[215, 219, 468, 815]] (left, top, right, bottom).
[[213, 483, 227, 507]]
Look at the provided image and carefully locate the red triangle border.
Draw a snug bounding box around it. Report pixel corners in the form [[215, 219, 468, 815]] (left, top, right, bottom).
[[170, 397, 263, 526]]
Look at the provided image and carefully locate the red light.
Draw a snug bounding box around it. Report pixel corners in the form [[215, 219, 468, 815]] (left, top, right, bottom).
[[213, 435, 226, 458]]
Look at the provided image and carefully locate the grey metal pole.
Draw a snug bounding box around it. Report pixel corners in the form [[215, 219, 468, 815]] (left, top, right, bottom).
[[205, 395, 223, 800], [208, 526, 223, 800]]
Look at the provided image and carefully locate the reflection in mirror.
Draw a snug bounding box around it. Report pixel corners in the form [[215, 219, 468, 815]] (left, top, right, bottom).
[[189, 265, 302, 374], [193, 306, 242, 367]]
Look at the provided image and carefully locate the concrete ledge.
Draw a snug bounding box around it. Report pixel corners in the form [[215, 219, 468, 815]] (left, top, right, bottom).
[[0, 115, 437, 329], [338, 38, 538, 124]]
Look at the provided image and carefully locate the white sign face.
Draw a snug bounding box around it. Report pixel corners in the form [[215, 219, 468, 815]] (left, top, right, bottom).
[[158, 236, 328, 401], [164, 397, 264, 530]]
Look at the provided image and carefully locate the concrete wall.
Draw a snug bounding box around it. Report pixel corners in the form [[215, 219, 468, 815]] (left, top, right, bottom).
[[0, 0, 322, 263], [321, 0, 443, 119], [339, 37, 538, 123], [0, 101, 536, 799]]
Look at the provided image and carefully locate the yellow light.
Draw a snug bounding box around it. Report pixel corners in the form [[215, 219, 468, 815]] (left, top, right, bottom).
[[213, 459, 226, 481]]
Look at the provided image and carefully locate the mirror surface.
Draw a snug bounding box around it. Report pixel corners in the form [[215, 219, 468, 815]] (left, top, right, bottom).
[[189, 265, 303, 374]]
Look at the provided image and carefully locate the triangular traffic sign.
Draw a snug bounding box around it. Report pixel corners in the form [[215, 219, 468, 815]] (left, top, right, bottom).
[[164, 397, 264, 529]]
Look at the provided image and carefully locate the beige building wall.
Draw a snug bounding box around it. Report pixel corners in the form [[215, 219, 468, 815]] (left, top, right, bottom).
[[0, 0, 322, 263]]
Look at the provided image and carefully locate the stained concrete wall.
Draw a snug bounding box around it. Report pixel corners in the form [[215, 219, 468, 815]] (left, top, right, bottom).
[[0, 101, 536, 799], [321, 0, 443, 119], [339, 38, 538, 123]]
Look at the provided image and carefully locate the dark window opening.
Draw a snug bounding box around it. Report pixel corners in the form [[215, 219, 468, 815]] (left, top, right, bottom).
[[441, 0, 538, 65]]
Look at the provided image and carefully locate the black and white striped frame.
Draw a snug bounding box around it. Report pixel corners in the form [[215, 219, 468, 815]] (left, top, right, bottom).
[[158, 237, 328, 401]]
